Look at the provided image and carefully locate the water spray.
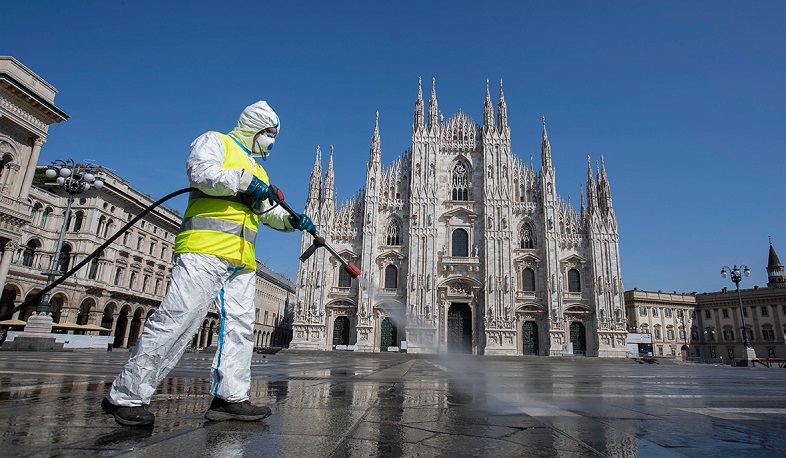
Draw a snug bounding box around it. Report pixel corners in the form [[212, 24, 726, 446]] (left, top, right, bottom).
[[268, 185, 361, 279]]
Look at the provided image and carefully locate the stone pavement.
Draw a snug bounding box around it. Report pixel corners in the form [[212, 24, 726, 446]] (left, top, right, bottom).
[[1, 350, 786, 457]]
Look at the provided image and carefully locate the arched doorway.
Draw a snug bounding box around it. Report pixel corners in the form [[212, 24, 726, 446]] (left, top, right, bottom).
[[522, 321, 539, 355], [569, 322, 586, 355], [101, 304, 115, 336], [380, 317, 398, 351], [333, 316, 350, 346], [114, 308, 129, 348], [447, 303, 472, 354], [127, 308, 144, 347]]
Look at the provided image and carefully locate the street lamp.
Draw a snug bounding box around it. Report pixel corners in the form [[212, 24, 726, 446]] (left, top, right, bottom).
[[35, 159, 104, 316], [720, 264, 756, 365]]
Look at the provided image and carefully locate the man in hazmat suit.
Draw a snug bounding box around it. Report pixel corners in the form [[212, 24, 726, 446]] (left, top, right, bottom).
[[102, 101, 315, 427]]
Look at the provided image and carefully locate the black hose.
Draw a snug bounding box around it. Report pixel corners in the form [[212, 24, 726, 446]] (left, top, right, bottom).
[[0, 187, 196, 322]]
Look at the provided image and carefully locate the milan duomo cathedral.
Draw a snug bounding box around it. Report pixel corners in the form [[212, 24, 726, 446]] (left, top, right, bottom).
[[290, 78, 628, 357]]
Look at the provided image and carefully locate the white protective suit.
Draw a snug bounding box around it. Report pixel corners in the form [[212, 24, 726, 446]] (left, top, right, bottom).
[[108, 101, 293, 407]]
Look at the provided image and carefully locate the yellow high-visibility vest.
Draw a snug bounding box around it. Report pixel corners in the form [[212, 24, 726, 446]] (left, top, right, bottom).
[[174, 132, 268, 267]]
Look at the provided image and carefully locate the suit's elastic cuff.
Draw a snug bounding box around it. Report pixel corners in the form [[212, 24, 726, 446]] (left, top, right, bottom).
[[239, 170, 254, 192]]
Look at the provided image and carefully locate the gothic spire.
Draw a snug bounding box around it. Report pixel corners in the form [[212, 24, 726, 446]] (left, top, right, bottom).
[[324, 145, 335, 202], [428, 77, 439, 130], [586, 155, 597, 212], [767, 237, 786, 288], [308, 145, 323, 203], [483, 79, 494, 128], [497, 79, 508, 129], [541, 116, 552, 168], [598, 155, 613, 211], [413, 77, 424, 133], [370, 111, 381, 165]]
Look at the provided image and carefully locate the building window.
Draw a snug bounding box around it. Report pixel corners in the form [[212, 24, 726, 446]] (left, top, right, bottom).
[[72, 211, 84, 232], [520, 223, 534, 249], [22, 239, 38, 267], [667, 329, 674, 340], [88, 252, 103, 280], [762, 328, 775, 340], [97, 215, 106, 236], [761, 306, 769, 317], [128, 271, 137, 289], [338, 267, 351, 288], [567, 269, 581, 293], [722, 308, 729, 318], [149, 242, 156, 256], [264, 311, 269, 325], [743, 307, 748, 318], [639, 306, 647, 317], [155, 278, 161, 295], [384, 265, 398, 289], [652, 308, 659, 317], [679, 329, 686, 340], [723, 329, 734, 341], [522, 268, 535, 292], [451, 162, 469, 201], [142, 275, 149, 293], [40, 208, 51, 229], [57, 245, 72, 273], [385, 219, 400, 246], [654, 327, 661, 339], [114, 268, 123, 286], [452, 229, 469, 257], [123, 232, 130, 245], [704, 310, 711, 319], [664, 308, 672, 318], [136, 237, 143, 251], [31, 203, 43, 226]]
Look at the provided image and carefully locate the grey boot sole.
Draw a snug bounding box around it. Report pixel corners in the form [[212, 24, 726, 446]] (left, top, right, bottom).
[[204, 410, 271, 422]]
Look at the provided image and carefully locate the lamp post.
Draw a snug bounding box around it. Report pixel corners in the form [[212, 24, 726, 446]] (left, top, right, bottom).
[[35, 160, 104, 316], [720, 264, 757, 365]]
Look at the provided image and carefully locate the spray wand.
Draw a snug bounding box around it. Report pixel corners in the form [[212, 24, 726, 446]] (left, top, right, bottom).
[[268, 185, 361, 279]]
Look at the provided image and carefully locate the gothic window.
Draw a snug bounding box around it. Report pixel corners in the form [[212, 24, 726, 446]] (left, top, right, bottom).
[[568, 269, 581, 292], [451, 228, 469, 257], [57, 244, 72, 272], [520, 223, 534, 249], [522, 268, 535, 292], [384, 265, 398, 289], [385, 219, 401, 245], [451, 162, 469, 201], [22, 239, 38, 267], [338, 267, 351, 288], [40, 207, 51, 229], [72, 211, 84, 232]]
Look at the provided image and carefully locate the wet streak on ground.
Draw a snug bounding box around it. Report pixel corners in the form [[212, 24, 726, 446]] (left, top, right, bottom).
[[1, 351, 786, 456]]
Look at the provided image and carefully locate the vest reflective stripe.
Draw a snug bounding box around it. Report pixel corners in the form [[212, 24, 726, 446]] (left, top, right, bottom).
[[175, 132, 269, 266], [180, 216, 258, 245]]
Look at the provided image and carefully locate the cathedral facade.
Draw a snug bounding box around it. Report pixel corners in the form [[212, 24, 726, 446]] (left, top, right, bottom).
[[291, 78, 628, 357]]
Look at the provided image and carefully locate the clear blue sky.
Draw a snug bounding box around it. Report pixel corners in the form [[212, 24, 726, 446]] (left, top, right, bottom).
[[2, 1, 784, 294]]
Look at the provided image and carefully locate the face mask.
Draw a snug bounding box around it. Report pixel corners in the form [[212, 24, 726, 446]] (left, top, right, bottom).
[[252, 132, 276, 160]]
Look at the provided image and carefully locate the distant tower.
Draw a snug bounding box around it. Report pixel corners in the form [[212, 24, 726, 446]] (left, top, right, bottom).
[[767, 237, 785, 288]]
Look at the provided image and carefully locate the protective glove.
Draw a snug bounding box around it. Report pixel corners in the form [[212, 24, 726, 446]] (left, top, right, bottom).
[[288, 213, 316, 233], [244, 176, 271, 202]]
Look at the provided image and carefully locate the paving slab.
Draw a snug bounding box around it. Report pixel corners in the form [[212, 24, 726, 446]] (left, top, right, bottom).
[[1, 350, 786, 457]]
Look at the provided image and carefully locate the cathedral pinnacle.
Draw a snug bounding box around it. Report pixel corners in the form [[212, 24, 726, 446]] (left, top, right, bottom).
[[370, 111, 381, 164], [483, 79, 494, 128], [324, 145, 335, 202], [540, 115, 552, 168], [497, 79, 508, 129], [413, 76, 424, 133], [308, 145, 323, 204], [428, 77, 439, 130]]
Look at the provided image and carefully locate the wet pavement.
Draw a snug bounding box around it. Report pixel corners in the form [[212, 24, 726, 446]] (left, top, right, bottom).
[[1, 351, 786, 457]]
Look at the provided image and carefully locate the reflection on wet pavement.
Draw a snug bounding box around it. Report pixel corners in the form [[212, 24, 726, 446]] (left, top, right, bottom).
[[2, 351, 786, 456]]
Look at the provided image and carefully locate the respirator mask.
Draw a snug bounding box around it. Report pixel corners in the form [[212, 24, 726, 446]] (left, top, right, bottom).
[[251, 127, 278, 161]]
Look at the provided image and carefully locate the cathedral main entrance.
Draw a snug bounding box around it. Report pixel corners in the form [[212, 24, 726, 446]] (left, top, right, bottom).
[[447, 303, 472, 354], [380, 317, 397, 351], [332, 316, 350, 346], [569, 322, 586, 355], [522, 321, 539, 355]]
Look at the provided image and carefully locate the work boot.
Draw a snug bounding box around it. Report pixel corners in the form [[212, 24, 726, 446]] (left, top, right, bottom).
[[204, 397, 272, 422], [101, 398, 155, 427]]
